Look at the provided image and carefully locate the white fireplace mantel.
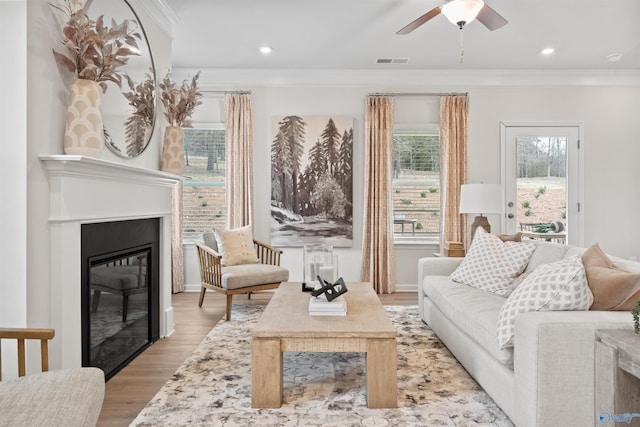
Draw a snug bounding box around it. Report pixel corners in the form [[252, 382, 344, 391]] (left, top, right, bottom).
[[41, 155, 180, 369]]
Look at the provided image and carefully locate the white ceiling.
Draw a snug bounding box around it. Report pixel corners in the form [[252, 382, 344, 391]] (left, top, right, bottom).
[[164, 0, 640, 72]]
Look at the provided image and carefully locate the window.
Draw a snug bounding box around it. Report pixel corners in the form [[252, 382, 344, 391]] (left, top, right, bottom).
[[392, 128, 440, 240], [182, 126, 226, 239]]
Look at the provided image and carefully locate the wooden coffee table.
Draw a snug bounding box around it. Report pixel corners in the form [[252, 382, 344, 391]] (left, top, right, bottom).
[[251, 281, 397, 409]]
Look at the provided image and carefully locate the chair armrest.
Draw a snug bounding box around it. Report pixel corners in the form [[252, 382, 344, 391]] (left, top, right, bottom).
[[253, 239, 283, 266], [195, 241, 223, 287]]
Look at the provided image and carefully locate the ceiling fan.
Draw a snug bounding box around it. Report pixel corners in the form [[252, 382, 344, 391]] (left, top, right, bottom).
[[397, 0, 508, 35]]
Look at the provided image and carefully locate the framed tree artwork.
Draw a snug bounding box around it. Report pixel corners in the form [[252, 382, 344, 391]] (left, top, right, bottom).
[[270, 115, 353, 247]]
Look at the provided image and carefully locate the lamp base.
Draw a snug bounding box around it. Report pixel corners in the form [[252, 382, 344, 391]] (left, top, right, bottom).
[[470, 215, 491, 242]]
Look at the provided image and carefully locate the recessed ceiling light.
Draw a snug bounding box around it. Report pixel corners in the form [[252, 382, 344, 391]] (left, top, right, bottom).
[[541, 47, 555, 55], [607, 53, 623, 62], [259, 46, 273, 55]]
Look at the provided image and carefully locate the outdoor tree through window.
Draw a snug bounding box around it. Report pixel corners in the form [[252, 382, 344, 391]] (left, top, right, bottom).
[[182, 127, 226, 239], [392, 129, 440, 240]]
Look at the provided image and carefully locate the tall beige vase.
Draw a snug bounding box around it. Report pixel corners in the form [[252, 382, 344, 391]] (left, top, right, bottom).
[[161, 126, 185, 174], [64, 79, 104, 157]]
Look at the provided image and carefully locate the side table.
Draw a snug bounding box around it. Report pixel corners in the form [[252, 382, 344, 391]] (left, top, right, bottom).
[[595, 329, 640, 426]]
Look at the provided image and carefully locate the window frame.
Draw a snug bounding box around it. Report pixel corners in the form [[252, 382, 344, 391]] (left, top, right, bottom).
[[392, 123, 441, 245]]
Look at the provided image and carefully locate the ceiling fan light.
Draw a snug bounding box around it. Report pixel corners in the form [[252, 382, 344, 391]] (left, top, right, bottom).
[[441, 0, 485, 27]]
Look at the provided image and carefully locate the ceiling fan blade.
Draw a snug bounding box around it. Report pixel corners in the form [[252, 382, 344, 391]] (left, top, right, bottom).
[[476, 4, 508, 31], [396, 6, 442, 35]]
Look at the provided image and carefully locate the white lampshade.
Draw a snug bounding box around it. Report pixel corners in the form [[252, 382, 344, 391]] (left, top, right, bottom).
[[441, 0, 484, 26], [459, 183, 502, 215]]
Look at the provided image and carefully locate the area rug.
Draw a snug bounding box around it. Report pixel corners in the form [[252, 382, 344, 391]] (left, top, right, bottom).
[[131, 305, 514, 426]]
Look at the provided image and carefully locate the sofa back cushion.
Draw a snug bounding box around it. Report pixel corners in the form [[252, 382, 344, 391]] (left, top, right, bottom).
[[524, 241, 573, 273]]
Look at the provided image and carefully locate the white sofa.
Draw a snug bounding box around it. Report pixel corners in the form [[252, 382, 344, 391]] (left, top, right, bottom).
[[417, 241, 637, 427]]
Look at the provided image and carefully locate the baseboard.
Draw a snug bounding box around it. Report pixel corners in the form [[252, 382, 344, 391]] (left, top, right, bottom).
[[395, 283, 418, 292]]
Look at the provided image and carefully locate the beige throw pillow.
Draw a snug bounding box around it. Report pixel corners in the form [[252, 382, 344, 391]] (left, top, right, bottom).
[[213, 225, 259, 266], [582, 243, 640, 310]]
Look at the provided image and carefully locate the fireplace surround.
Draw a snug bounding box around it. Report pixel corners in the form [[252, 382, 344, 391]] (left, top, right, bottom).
[[41, 155, 180, 371]]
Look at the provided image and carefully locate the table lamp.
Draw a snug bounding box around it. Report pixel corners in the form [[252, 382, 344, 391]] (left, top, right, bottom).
[[459, 183, 502, 240]]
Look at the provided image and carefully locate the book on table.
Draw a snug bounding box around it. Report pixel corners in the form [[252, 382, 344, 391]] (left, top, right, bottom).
[[308, 295, 347, 316]]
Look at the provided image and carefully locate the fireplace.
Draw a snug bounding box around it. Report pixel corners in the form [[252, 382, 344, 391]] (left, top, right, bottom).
[[82, 219, 160, 379], [41, 155, 179, 372]]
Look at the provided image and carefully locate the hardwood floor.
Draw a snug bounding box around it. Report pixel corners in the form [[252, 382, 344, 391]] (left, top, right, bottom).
[[97, 288, 417, 426]]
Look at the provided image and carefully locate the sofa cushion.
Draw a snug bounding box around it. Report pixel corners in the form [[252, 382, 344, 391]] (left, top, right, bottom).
[[451, 228, 535, 297], [497, 255, 593, 349], [423, 275, 514, 366], [582, 243, 640, 310], [214, 225, 259, 266]]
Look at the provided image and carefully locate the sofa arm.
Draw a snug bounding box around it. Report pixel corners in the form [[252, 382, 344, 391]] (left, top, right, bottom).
[[513, 310, 632, 427]]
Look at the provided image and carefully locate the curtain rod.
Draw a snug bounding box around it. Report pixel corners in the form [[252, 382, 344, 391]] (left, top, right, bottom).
[[368, 92, 467, 97], [201, 90, 252, 95]]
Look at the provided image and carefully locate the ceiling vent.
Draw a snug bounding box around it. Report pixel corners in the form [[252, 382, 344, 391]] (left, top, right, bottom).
[[376, 58, 409, 64]]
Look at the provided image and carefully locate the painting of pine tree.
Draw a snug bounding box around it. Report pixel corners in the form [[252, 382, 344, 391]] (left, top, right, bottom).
[[270, 115, 353, 247]]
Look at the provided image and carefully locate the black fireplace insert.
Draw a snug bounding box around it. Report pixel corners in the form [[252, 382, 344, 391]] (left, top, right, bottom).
[[81, 218, 160, 380]]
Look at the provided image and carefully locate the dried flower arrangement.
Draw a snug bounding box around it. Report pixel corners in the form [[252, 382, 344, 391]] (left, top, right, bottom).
[[159, 71, 202, 127], [122, 72, 156, 156], [51, 0, 142, 93]]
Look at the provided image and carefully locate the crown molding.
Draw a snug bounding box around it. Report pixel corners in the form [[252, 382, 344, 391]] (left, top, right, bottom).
[[128, 0, 179, 40], [173, 67, 640, 89]]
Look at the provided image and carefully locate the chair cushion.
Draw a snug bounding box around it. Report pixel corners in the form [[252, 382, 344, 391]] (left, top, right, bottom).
[[222, 264, 289, 290], [0, 367, 104, 427]]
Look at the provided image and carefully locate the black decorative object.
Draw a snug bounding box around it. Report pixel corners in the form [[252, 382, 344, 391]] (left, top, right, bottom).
[[311, 276, 348, 301], [302, 282, 315, 292]]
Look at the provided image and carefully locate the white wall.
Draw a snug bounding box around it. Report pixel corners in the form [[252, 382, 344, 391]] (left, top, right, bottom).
[[6, 0, 175, 372], [181, 71, 640, 291], [0, 0, 27, 379]]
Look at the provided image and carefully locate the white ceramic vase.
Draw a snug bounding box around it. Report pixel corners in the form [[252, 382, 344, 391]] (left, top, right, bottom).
[[160, 126, 185, 174], [64, 79, 104, 157]]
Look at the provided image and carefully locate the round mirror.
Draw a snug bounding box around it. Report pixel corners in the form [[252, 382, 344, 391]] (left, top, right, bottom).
[[88, 0, 157, 158]]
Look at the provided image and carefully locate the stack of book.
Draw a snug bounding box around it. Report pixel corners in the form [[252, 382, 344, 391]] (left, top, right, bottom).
[[445, 241, 465, 257], [308, 294, 347, 316]]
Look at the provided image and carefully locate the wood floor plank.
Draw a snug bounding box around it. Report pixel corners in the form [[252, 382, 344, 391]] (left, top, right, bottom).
[[97, 289, 417, 426]]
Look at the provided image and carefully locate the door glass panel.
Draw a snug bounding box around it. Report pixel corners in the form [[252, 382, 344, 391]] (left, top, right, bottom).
[[516, 136, 567, 233]]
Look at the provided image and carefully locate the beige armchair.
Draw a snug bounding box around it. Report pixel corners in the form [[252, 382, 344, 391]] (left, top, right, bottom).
[[196, 236, 289, 320], [0, 328, 105, 426]]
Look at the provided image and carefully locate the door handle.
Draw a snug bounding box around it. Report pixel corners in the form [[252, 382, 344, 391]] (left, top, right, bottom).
[[507, 213, 514, 219]]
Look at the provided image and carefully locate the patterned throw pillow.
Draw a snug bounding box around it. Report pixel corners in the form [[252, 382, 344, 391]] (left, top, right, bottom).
[[213, 225, 259, 266], [450, 228, 536, 296], [496, 255, 593, 349]]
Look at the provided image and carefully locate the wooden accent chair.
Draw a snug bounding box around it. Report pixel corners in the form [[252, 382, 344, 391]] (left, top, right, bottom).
[[196, 236, 289, 320], [0, 328, 105, 426], [0, 328, 54, 380]]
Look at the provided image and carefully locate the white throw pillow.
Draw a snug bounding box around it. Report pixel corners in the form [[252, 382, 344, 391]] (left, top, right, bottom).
[[496, 255, 593, 349], [450, 228, 536, 296], [213, 225, 259, 266]]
